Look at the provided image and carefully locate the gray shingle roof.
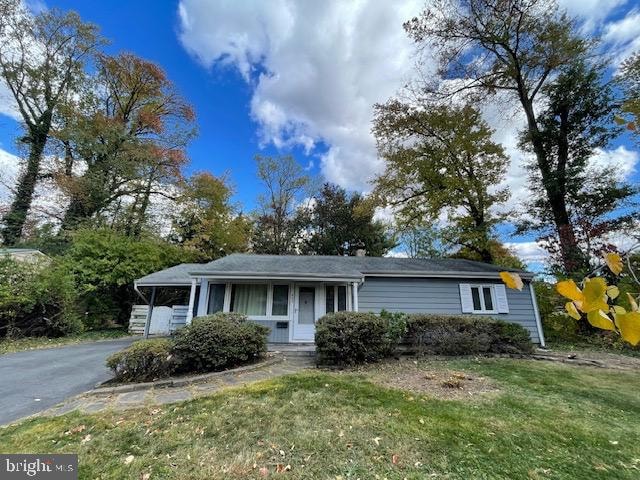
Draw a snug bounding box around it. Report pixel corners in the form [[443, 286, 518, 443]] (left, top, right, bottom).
[[136, 254, 530, 285], [135, 263, 200, 285]]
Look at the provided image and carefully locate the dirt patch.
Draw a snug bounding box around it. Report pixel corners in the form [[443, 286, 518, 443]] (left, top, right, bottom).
[[360, 360, 499, 400]]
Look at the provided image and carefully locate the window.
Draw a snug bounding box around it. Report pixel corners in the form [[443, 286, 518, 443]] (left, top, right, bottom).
[[337, 286, 347, 311], [325, 286, 335, 313], [231, 284, 268, 315], [272, 285, 289, 316], [325, 285, 348, 313], [470, 285, 496, 313], [207, 284, 225, 314]]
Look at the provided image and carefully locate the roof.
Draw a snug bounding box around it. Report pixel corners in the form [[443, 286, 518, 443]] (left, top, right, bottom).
[[135, 263, 200, 286], [136, 254, 531, 286]]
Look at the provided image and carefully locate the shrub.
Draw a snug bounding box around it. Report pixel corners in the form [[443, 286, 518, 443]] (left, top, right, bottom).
[[379, 309, 408, 351], [405, 314, 533, 355], [172, 313, 269, 373], [63, 228, 201, 328], [0, 256, 82, 338], [315, 312, 391, 365], [106, 339, 176, 382]]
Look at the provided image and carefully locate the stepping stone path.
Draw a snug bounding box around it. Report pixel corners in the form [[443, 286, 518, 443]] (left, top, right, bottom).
[[41, 355, 314, 417]]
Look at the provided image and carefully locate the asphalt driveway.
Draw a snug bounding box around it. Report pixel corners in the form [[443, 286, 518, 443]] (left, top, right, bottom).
[[0, 337, 138, 425]]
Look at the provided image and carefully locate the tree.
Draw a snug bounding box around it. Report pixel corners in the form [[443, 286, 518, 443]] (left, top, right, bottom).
[[396, 225, 447, 259], [252, 155, 310, 254], [403, 0, 610, 273], [617, 51, 640, 140], [170, 172, 251, 260], [373, 102, 509, 263], [64, 228, 196, 326], [54, 53, 195, 233], [517, 60, 635, 273], [0, 1, 103, 244], [452, 240, 526, 270], [297, 183, 396, 256]]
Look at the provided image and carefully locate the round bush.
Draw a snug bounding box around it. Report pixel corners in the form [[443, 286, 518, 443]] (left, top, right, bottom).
[[172, 313, 269, 373], [106, 339, 176, 382], [315, 312, 390, 365]]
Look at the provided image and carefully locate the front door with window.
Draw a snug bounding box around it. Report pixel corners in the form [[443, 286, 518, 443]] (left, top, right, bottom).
[[293, 286, 316, 341]]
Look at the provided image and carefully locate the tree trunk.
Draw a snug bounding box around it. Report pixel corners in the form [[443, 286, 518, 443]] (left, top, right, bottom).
[[1, 128, 48, 245], [519, 95, 585, 274]]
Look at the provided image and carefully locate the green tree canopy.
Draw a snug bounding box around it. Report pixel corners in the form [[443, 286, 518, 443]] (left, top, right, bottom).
[[297, 183, 395, 256], [373, 102, 509, 263], [170, 172, 251, 260]]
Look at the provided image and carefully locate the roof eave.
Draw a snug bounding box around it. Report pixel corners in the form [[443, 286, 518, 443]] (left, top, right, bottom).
[[363, 271, 535, 280]]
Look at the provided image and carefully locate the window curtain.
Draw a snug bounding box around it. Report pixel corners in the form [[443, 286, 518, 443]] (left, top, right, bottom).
[[232, 284, 267, 315]]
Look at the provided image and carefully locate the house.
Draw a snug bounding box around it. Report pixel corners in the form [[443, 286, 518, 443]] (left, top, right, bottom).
[[0, 248, 48, 262], [133, 253, 545, 345]]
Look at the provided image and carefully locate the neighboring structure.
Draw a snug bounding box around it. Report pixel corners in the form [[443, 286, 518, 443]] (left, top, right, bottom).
[[133, 254, 545, 345], [0, 248, 48, 262]]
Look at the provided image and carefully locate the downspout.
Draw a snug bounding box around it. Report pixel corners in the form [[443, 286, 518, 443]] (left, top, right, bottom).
[[529, 282, 546, 348]]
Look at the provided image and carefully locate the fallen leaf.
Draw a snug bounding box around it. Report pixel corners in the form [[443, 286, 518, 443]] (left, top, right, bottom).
[[259, 466, 269, 477], [392, 454, 399, 465], [373, 437, 382, 446], [81, 434, 91, 444], [124, 455, 135, 465], [140, 474, 150, 480]]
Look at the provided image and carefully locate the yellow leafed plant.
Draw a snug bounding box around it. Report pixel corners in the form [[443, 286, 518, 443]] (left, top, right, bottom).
[[501, 249, 640, 347]]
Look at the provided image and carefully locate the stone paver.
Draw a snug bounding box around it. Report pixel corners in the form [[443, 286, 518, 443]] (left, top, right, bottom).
[[38, 355, 314, 418]]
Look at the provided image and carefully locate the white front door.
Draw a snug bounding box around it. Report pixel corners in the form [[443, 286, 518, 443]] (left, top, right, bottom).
[[293, 286, 316, 341]]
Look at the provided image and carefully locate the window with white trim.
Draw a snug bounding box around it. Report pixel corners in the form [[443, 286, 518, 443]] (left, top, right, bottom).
[[470, 285, 497, 313], [223, 283, 290, 318], [325, 285, 348, 313]]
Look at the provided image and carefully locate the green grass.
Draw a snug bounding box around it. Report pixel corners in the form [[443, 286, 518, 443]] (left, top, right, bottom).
[[1, 359, 639, 479], [546, 337, 640, 358], [0, 328, 130, 355]]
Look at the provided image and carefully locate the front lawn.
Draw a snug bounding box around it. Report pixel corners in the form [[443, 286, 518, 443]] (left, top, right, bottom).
[[2, 358, 639, 479], [0, 328, 131, 355]]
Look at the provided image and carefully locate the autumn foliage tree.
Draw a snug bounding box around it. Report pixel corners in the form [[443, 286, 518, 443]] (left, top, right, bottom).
[[54, 53, 196, 234], [0, 0, 103, 244]]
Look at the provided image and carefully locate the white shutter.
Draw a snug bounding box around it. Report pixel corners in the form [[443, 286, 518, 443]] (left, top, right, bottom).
[[494, 284, 509, 313], [459, 284, 473, 313]]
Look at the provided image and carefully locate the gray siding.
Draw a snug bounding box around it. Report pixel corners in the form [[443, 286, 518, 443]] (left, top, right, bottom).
[[249, 319, 290, 343], [358, 277, 541, 343]]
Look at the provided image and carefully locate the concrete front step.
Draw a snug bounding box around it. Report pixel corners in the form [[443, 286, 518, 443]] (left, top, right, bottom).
[[268, 343, 316, 357]]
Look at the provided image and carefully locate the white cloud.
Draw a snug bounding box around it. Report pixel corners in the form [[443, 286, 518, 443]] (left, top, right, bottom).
[[560, 0, 627, 33], [0, 147, 20, 203], [178, 0, 423, 190], [589, 146, 639, 179], [602, 8, 640, 64], [505, 241, 549, 264]]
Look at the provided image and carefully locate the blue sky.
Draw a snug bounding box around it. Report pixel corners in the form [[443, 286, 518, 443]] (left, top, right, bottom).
[[1, 0, 639, 268]]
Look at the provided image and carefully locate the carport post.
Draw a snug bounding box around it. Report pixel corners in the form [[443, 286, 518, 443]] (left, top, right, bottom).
[[143, 286, 157, 339]]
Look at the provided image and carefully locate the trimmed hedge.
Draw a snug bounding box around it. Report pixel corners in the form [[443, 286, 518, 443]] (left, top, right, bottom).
[[315, 312, 392, 365], [406, 314, 533, 355], [106, 339, 176, 382], [172, 312, 269, 373], [315, 312, 533, 365]]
